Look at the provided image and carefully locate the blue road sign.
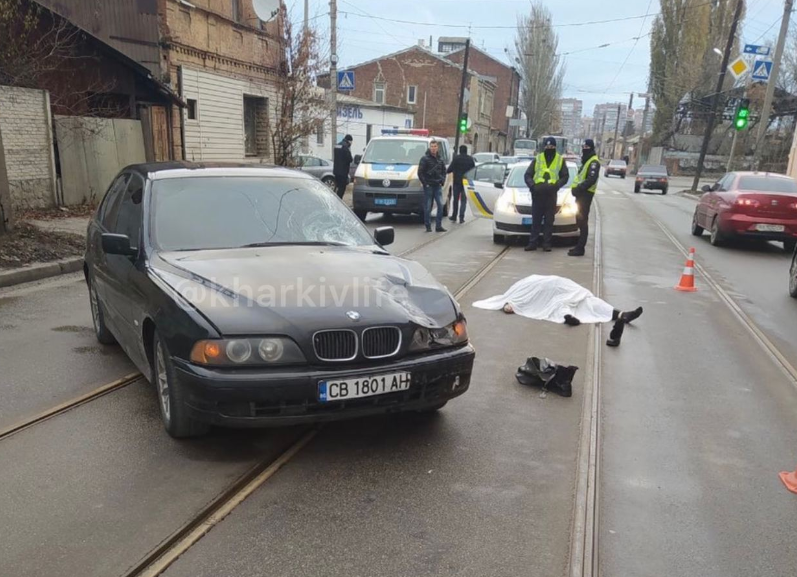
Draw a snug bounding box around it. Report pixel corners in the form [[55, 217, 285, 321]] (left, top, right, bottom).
[[337, 71, 355, 91], [752, 59, 773, 82], [744, 44, 771, 56]]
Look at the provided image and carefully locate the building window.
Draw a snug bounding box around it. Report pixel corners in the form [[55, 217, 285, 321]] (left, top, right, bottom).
[[231, 0, 241, 23], [244, 96, 269, 157], [373, 82, 385, 105], [186, 99, 198, 120], [407, 85, 417, 105], [316, 123, 324, 145]]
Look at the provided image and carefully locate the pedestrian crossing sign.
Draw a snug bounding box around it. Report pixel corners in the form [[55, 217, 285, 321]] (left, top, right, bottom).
[[752, 59, 773, 82], [337, 71, 355, 91], [728, 56, 749, 79]]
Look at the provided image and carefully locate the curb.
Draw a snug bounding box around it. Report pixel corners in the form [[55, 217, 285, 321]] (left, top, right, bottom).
[[0, 257, 83, 289]]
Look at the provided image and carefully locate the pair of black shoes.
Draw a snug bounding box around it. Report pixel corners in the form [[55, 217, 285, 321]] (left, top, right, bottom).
[[568, 247, 585, 257], [426, 227, 447, 233], [606, 307, 644, 347], [449, 216, 466, 224], [524, 244, 552, 252]]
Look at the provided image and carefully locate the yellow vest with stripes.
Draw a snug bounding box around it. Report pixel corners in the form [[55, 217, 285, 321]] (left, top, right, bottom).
[[572, 155, 599, 193], [534, 152, 564, 184]]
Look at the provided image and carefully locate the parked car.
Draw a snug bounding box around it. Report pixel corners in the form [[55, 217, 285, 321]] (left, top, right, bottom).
[[474, 152, 501, 165], [84, 162, 475, 437], [462, 160, 579, 244], [634, 164, 669, 194], [691, 171, 797, 252], [297, 154, 335, 188], [605, 159, 627, 178]]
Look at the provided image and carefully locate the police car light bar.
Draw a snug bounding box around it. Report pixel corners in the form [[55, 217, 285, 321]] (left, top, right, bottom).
[[380, 128, 430, 136]]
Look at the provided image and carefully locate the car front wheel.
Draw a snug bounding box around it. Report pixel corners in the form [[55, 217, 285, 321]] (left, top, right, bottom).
[[783, 239, 796, 253], [153, 333, 210, 438], [89, 276, 116, 345]]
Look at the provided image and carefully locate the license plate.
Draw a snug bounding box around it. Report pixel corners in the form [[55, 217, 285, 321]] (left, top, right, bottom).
[[375, 198, 397, 206], [756, 224, 785, 232], [522, 217, 533, 225], [318, 371, 411, 402]]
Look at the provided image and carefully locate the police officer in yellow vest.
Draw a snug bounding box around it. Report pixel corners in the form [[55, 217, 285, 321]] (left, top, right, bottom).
[[568, 138, 601, 257], [523, 136, 569, 252]]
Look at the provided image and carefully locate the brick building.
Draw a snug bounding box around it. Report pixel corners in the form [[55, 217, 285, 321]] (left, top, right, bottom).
[[445, 45, 521, 153], [334, 45, 495, 152]]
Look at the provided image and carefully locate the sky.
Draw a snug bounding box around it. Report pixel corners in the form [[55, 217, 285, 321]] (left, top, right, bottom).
[[289, 0, 786, 117]]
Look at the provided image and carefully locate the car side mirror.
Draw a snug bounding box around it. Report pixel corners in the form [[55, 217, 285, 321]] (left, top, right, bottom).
[[354, 155, 362, 164], [374, 226, 394, 247], [494, 182, 504, 189], [102, 233, 137, 257], [701, 184, 712, 193]]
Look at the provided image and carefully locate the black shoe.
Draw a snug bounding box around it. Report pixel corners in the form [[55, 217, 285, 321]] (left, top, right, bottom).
[[620, 307, 644, 324], [436, 226, 447, 233], [606, 320, 625, 347], [564, 315, 581, 327], [459, 217, 466, 224], [425, 227, 432, 233], [449, 216, 457, 222], [543, 245, 553, 252], [524, 243, 538, 252], [568, 248, 585, 257]]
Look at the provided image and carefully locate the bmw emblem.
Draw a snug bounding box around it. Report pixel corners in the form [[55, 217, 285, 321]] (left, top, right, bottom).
[[346, 311, 361, 322], [382, 179, 391, 188]]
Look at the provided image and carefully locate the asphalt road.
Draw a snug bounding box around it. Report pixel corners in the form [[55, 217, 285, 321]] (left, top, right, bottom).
[[598, 176, 797, 577]]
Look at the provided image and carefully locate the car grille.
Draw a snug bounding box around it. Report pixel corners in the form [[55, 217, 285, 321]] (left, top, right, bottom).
[[362, 327, 401, 359], [516, 205, 533, 215], [313, 330, 357, 361], [368, 179, 408, 188]]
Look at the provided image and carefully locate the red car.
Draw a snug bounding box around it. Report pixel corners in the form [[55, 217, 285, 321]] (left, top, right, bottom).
[[691, 171, 797, 252]]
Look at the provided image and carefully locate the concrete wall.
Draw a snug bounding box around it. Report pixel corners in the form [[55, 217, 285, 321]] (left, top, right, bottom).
[[0, 86, 57, 210], [54, 117, 146, 205]]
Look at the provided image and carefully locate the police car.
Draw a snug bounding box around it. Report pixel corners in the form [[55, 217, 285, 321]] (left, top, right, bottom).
[[351, 129, 453, 220]]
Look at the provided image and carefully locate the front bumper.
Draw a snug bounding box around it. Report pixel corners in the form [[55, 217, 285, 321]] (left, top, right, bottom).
[[721, 213, 797, 241], [493, 206, 579, 237], [636, 179, 667, 190], [606, 170, 626, 177], [352, 184, 425, 214], [173, 344, 475, 427]]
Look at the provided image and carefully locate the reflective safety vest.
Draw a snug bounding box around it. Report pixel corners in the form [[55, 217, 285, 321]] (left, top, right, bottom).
[[534, 152, 564, 184], [572, 155, 600, 193]]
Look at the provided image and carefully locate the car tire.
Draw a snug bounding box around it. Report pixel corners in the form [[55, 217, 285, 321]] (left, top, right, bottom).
[[784, 239, 796, 253], [662, 187, 668, 195], [789, 252, 797, 298], [321, 176, 336, 189], [710, 217, 726, 247], [691, 212, 704, 237], [634, 184, 640, 193], [493, 232, 505, 244], [353, 209, 368, 221], [153, 333, 210, 439], [621, 174, 626, 179], [88, 276, 116, 345]]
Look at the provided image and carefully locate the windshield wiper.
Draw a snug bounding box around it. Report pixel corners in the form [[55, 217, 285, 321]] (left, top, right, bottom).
[[240, 241, 349, 248]]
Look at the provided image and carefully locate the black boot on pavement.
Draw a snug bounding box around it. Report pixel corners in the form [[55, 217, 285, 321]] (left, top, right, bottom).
[[449, 216, 456, 222], [568, 247, 585, 257], [425, 226, 432, 233], [436, 226, 447, 233], [606, 320, 625, 347], [620, 307, 644, 324], [543, 245, 553, 252], [524, 243, 538, 252], [459, 217, 465, 224]]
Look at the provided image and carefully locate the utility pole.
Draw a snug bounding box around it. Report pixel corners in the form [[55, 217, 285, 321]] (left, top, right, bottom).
[[304, 0, 309, 30], [634, 92, 652, 174], [329, 0, 338, 159], [454, 38, 471, 153], [611, 104, 622, 159], [598, 111, 607, 157], [692, 0, 744, 192], [753, 0, 793, 170], [621, 92, 634, 160]]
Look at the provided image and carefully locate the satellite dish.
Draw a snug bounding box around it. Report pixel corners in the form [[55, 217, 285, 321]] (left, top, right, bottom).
[[253, 0, 280, 22]]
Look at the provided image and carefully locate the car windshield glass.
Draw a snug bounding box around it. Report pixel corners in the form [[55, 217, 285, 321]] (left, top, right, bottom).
[[151, 176, 374, 251], [738, 176, 797, 193], [566, 164, 577, 187], [361, 139, 428, 164], [506, 164, 532, 187], [640, 165, 667, 175], [515, 140, 534, 149]]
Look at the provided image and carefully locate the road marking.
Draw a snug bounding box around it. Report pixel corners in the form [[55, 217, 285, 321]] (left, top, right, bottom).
[[0, 373, 141, 441], [570, 201, 603, 577]]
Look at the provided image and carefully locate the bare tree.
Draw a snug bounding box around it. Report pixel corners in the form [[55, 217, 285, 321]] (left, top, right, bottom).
[[514, 1, 565, 139], [270, 7, 326, 167]]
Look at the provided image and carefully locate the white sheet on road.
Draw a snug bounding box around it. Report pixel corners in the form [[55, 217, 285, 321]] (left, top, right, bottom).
[[472, 274, 615, 324]]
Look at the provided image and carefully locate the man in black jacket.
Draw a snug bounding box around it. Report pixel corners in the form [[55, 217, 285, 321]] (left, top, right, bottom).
[[333, 134, 354, 199], [446, 145, 475, 224], [568, 139, 601, 257], [523, 136, 569, 252], [418, 140, 447, 232]]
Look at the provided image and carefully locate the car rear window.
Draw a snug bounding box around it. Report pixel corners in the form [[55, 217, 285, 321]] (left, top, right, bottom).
[[151, 176, 374, 251], [609, 160, 627, 167], [640, 165, 667, 175], [737, 176, 797, 193]]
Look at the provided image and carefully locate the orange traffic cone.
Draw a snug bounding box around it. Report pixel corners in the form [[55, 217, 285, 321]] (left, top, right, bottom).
[[779, 466, 797, 494], [675, 248, 698, 292]]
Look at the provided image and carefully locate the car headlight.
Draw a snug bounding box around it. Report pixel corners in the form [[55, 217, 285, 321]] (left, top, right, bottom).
[[190, 337, 305, 366], [495, 193, 516, 214], [559, 192, 578, 217], [409, 319, 469, 352]]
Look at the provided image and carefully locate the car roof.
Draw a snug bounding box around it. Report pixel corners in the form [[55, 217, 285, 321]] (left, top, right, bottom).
[[732, 171, 793, 179], [122, 161, 314, 181], [368, 135, 446, 143]]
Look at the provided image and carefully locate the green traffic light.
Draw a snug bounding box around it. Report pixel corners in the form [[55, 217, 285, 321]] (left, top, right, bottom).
[[734, 107, 749, 131]]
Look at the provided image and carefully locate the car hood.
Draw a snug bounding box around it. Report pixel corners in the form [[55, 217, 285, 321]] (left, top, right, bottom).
[[504, 186, 571, 205], [150, 246, 457, 336]]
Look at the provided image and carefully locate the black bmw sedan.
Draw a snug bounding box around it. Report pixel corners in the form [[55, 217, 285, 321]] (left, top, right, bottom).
[[84, 163, 475, 438]]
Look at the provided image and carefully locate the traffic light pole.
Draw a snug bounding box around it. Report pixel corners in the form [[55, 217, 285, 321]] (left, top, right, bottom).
[[453, 38, 471, 153]]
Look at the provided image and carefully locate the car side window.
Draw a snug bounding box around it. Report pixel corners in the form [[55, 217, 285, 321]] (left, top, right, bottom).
[[308, 157, 322, 167], [98, 174, 129, 230], [474, 163, 506, 184], [717, 175, 733, 191], [112, 174, 144, 248]]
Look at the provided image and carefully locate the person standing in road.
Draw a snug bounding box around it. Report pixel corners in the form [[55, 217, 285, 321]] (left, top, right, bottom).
[[418, 140, 448, 233], [568, 139, 601, 257], [523, 136, 569, 252], [447, 145, 476, 224], [333, 134, 354, 199]]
